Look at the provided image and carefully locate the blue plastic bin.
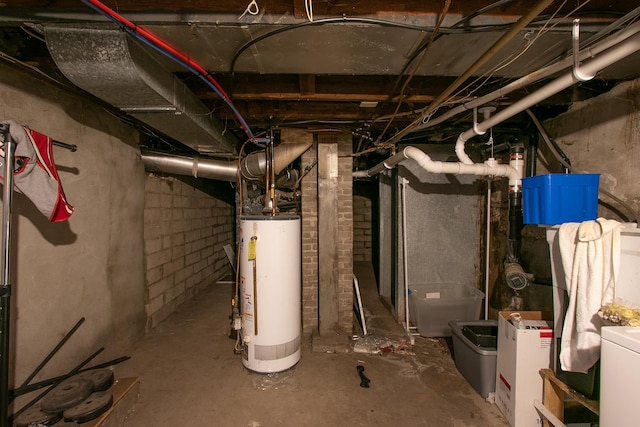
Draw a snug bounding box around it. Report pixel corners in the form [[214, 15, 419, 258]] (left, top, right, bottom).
[[522, 173, 599, 225]]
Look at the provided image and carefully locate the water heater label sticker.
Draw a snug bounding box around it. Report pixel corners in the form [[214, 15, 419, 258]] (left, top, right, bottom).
[[243, 292, 253, 315], [248, 237, 257, 260]]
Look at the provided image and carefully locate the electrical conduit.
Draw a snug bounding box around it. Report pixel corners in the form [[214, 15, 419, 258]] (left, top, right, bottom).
[[412, 20, 640, 134], [385, 0, 555, 146], [454, 30, 640, 164]]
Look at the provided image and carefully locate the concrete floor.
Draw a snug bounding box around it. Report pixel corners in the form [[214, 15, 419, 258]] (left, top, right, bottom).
[[114, 264, 509, 427]]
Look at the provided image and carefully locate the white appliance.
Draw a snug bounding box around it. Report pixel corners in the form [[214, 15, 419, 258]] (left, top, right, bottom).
[[239, 215, 301, 373], [546, 224, 640, 336], [600, 326, 640, 427]]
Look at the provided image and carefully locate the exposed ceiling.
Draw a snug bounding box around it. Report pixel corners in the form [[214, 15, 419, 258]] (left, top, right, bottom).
[[1, 1, 639, 160]]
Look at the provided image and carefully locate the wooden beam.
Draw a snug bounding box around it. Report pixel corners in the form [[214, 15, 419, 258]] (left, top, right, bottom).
[[291, 0, 307, 19], [298, 74, 316, 96], [5, 0, 634, 17], [229, 92, 436, 103], [317, 138, 339, 335]]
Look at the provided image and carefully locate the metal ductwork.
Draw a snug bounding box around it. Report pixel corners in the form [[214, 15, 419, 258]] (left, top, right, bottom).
[[141, 141, 312, 183], [141, 152, 239, 182], [44, 25, 235, 155]]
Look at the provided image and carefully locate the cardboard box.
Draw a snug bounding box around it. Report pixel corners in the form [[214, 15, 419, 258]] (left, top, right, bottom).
[[495, 311, 554, 427]]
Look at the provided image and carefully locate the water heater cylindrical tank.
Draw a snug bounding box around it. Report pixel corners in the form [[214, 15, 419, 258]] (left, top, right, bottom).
[[239, 215, 301, 373]]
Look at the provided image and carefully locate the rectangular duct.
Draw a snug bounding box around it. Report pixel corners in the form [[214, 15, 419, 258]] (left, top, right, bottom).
[[44, 24, 235, 155]]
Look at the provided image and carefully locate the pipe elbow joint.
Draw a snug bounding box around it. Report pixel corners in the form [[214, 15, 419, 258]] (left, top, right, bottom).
[[455, 133, 474, 165], [505, 262, 533, 291]]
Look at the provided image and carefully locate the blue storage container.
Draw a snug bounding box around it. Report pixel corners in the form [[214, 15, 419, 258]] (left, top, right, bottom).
[[522, 173, 599, 225]]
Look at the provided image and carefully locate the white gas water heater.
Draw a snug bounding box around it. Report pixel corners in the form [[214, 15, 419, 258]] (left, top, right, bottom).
[[239, 215, 301, 373]]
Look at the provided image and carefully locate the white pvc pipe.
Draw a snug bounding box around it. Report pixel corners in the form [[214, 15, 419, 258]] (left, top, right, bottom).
[[485, 180, 491, 321], [454, 31, 640, 163], [401, 177, 415, 345], [412, 21, 640, 134], [353, 146, 521, 182]]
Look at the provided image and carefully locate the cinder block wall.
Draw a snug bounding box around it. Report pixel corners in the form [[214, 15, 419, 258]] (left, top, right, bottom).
[[143, 175, 234, 329], [353, 195, 372, 262]]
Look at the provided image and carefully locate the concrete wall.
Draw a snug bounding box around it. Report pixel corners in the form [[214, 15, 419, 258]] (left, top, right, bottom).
[[0, 61, 237, 409], [0, 63, 146, 397], [544, 78, 640, 219]]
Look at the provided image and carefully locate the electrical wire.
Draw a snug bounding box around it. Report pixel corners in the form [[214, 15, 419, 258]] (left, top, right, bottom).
[[419, 0, 569, 116], [228, 15, 570, 75], [376, 0, 451, 143], [305, 0, 314, 23], [81, 0, 265, 145], [20, 25, 46, 43], [386, 0, 519, 103], [386, 0, 608, 145], [294, 160, 317, 189], [386, 0, 557, 146], [0, 50, 62, 85], [438, 0, 589, 107], [239, 0, 260, 19]]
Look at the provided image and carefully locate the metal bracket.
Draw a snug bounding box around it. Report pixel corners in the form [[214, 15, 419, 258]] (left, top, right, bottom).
[[572, 19, 595, 82]]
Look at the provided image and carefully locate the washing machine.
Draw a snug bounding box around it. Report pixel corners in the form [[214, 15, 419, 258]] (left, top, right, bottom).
[[600, 326, 640, 427]]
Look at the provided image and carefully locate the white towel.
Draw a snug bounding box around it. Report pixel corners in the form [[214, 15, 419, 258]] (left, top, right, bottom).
[[558, 218, 621, 373]]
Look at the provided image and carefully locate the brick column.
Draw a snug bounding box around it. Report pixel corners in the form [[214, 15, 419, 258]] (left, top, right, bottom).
[[301, 141, 319, 335], [337, 137, 353, 332], [300, 132, 353, 336]]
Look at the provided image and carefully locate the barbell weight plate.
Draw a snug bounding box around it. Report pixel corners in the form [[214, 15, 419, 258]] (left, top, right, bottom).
[[71, 369, 115, 391], [63, 391, 113, 424], [14, 403, 62, 427], [40, 377, 94, 413]]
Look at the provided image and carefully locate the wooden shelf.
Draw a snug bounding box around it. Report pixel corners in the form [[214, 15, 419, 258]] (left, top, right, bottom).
[[537, 368, 598, 427]]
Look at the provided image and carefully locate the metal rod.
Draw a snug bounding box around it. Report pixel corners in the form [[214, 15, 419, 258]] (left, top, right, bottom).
[[12, 347, 105, 420], [52, 139, 78, 152], [10, 355, 130, 400], [19, 317, 85, 388], [0, 123, 16, 427]]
